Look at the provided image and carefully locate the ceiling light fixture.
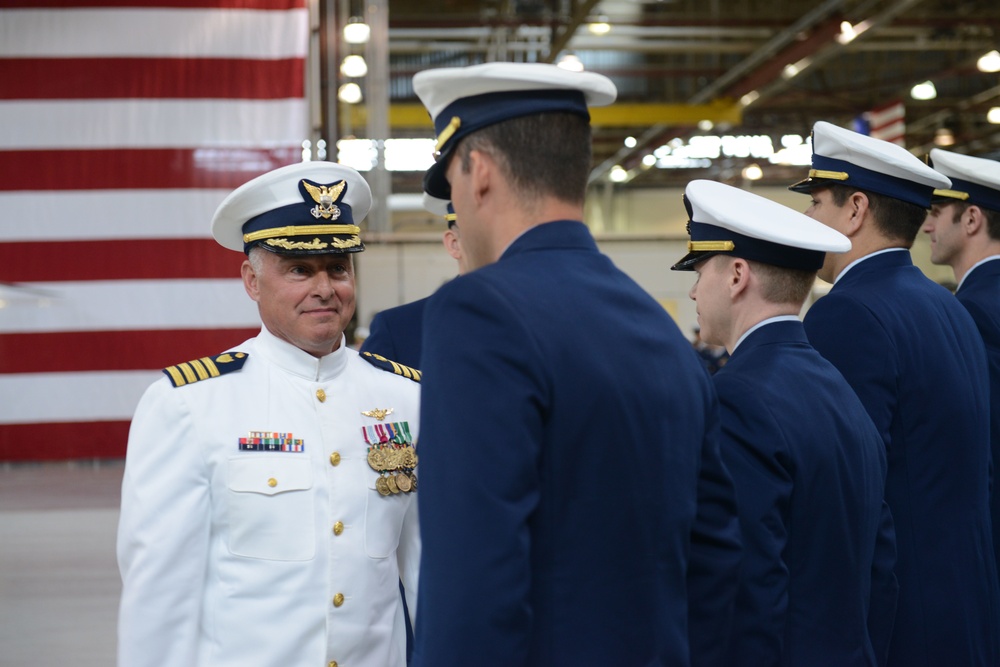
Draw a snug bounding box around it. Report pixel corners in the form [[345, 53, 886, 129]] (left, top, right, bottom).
[[343, 20, 371, 44], [556, 53, 584, 72], [742, 164, 763, 181], [340, 55, 368, 78], [587, 17, 611, 35], [609, 165, 628, 183], [934, 128, 955, 147], [338, 82, 363, 104], [910, 81, 937, 101], [987, 107, 1000, 124], [978, 50, 1000, 73]]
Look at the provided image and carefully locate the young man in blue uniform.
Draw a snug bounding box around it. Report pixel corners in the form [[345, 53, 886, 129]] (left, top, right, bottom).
[[673, 179, 896, 666], [792, 121, 1000, 667], [410, 62, 742, 667], [924, 148, 1000, 573], [360, 195, 465, 368]]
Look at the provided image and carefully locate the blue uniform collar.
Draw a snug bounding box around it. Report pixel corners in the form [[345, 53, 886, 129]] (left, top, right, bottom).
[[499, 220, 597, 261]]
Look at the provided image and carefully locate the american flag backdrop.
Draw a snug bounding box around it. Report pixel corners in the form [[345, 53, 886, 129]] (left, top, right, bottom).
[[0, 0, 310, 460]]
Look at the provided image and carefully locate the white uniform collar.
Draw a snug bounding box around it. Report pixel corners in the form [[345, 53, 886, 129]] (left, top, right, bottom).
[[254, 325, 349, 382], [957, 254, 1000, 292], [834, 247, 907, 284]]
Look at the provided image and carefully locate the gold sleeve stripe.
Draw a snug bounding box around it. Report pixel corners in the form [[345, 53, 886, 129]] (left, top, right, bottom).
[[189, 359, 210, 381], [200, 356, 221, 377], [243, 224, 361, 243], [165, 365, 187, 387], [179, 363, 197, 384]]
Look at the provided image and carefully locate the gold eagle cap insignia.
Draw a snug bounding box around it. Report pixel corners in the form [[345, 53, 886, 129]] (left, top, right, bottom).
[[361, 407, 394, 421], [302, 179, 346, 220]]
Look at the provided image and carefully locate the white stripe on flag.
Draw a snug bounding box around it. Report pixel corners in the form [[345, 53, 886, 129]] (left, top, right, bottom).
[[0, 8, 308, 58], [0, 279, 261, 334], [0, 190, 227, 241], [0, 99, 309, 149], [0, 370, 162, 424]]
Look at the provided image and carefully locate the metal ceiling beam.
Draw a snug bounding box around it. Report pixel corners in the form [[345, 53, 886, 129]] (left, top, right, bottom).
[[345, 101, 745, 129], [543, 0, 604, 63]]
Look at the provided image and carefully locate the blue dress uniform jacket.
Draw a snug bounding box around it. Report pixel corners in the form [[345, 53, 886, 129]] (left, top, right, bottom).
[[412, 220, 742, 667], [118, 327, 421, 667], [803, 250, 1000, 667], [361, 297, 429, 369], [715, 320, 895, 667], [957, 258, 1000, 571]]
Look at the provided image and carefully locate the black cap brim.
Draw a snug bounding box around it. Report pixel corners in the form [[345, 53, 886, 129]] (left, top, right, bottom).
[[671, 251, 718, 271], [423, 148, 454, 200]]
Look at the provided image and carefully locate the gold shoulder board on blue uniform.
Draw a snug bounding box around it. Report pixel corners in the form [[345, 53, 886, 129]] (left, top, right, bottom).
[[360, 351, 421, 383], [162, 352, 249, 388]]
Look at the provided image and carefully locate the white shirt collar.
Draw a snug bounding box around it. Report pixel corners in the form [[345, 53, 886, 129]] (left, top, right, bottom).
[[732, 315, 800, 353], [254, 326, 349, 382], [957, 254, 1000, 292], [834, 247, 907, 284]]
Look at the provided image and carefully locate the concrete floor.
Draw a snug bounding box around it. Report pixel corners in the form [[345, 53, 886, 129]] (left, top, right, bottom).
[[0, 460, 123, 667]]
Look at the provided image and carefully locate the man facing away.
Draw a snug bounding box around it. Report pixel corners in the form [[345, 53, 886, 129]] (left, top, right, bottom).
[[409, 62, 742, 667], [117, 162, 421, 667], [360, 194, 466, 369], [924, 148, 1000, 573], [674, 179, 896, 666], [792, 120, 999, 666]]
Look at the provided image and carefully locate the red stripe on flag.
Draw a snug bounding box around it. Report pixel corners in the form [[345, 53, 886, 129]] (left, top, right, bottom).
[[0, 58, 304, 100], [0, 421, 130, 461], [0, 148, 302, 191], [0, 1, 304, 8], [0, 239, 246, 282], [0, 328, 260, 373]]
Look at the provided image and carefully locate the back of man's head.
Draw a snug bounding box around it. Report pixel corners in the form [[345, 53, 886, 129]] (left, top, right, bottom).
[[747, 260, 816, 308], [456, 112, 591, 207]]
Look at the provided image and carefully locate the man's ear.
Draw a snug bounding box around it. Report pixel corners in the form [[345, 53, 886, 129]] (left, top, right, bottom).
[[730, 257, 750, 299], [966, 205, 985, 236], [467, 149, 493, 205], [241, 259, 261, 303], [443, 229, 462, 261], [843, 191, 870, 236]]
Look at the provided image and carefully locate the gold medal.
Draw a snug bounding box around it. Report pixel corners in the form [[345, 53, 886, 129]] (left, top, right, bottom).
[[375, 476, 391, 496], [408, 471, 418, 491], [367, 447, 383, 471], [386, 475, 400, 494], [400, 446, 417, 468], [395, 472, 412, 493]]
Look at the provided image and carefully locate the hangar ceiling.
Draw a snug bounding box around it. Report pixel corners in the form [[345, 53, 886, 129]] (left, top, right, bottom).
[[335, 0, 1000, 191]]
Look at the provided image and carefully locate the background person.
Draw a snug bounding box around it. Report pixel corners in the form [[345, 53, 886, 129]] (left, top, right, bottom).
[[792, 121, 999, 667], [361, 195, 465, 368], [674, 179, 896, 666], [924, 147, 1000, 572]]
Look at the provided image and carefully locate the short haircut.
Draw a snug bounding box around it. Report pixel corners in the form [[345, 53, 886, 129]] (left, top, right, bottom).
[[947, 201, 1000, 241], [827, 184, 927, 246], [747, 259, 816, 306], [456, 112, 592, 205]]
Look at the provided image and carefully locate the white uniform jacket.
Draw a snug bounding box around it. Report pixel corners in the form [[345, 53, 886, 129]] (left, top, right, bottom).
[[117, 327, 420, 667]]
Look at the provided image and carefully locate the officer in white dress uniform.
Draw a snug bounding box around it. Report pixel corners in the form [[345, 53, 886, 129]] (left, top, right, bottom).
[[117, 162, 421, 667]]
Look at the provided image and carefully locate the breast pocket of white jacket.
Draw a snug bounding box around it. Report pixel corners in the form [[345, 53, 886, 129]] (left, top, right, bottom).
[[364, 475, 411, 559], [227, 457, 316, 561]]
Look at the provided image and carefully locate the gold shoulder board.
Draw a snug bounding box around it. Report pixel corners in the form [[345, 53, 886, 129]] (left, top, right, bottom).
[[162, 352, 249, 388], [360, 351, 421, 383]]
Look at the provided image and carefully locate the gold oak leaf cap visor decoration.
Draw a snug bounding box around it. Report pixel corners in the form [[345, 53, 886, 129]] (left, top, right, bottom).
[[211, 161, 373, 255]]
